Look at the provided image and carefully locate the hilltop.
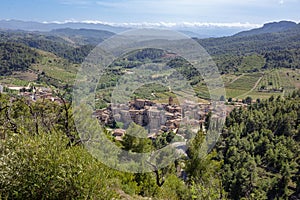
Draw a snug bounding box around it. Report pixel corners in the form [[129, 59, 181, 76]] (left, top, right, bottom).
[[235, 20, 300, 37]]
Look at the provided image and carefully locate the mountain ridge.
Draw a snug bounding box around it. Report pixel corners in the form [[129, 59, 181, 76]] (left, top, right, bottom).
[[0, 19, 128, 33], [234, 20, 300, 37], [49, 28, 115, 45], [0, 19, 260, 38]]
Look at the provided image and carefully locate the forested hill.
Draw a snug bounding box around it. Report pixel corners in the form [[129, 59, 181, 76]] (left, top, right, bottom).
[[0, 29, 100, 68], [0, 42, 40, 75], [198, 21, 300, 56], [218, 92, 300, 199], [0, 28, 114, 61], [197, 21, 300, 73]]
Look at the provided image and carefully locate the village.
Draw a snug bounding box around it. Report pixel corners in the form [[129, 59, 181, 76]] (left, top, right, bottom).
[[0, 83, 250, 142], [93, 97, 241, 141], [0, 83, 64, 104]]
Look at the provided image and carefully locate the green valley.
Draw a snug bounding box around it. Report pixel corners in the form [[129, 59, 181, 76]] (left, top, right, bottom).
[[0, 20, 300, 200]]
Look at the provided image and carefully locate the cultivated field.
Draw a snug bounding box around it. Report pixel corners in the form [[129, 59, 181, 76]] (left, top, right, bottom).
[[225, 73, 262, 98], [223, 69, 300, 100]]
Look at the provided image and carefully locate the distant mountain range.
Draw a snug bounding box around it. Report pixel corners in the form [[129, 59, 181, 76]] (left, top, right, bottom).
[[0, 19, 128, 33], [50, 28, 115, 45], [0, 19, 262, 38], [1, 19, 299, 38], [1, 19, 299, 49]]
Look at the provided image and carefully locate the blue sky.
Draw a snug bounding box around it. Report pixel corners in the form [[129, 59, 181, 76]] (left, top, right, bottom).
[[1, 0, 299, 27]]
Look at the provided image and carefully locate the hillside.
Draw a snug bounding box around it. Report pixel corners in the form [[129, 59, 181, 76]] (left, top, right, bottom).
[[0, 19, 128, 33], [50, 28, 115, 45], [219, 92, 300, 199], [198, 22, 300, 56], [235, 21, 299, 37], [198, 21, 300, 74], [0, 21, 299, 100], [0, 42, 40, 76], [0, 30, 96, 64]]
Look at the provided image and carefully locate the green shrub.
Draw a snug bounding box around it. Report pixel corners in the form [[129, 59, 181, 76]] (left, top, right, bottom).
[[0, 132, 119, 199]]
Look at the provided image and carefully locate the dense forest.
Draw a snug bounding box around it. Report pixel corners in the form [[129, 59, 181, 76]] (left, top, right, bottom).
[[0, 90, 299, 199], [0, 30, 96, 64], [197, 25, 300, 72], [219, 92, 300, 199], [198, 25, 300, 56], [0, 42, 39, 75]]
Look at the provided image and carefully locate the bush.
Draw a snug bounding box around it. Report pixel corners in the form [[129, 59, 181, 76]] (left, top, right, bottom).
[[0, 132, 119, 199]]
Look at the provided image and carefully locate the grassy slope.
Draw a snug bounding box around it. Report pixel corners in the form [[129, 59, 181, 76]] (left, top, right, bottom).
[[0, 48, 78, 88], [30, 49, 78, 84]]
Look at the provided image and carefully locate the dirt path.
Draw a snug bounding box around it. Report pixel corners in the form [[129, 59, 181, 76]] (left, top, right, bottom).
[[229, 74, 244, 84], [235, 76, 263, 98], [252, 76, 263, 91]]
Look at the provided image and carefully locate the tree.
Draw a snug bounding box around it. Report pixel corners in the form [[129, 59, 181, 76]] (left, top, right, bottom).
[[219, 95, 300, 199], [245, 96, 252, 104], [205, 111, 212, 130], [220, 95, 226, 102], [0, 131, 119, 199], [122, 123, 153, 153], [186, 131, 224, 199]]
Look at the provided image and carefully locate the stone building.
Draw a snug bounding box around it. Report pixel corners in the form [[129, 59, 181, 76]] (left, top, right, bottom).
[[94, 97, 213, 139]]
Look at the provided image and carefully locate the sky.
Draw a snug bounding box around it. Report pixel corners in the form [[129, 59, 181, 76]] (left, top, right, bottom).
[[0, 0, 299, 28]]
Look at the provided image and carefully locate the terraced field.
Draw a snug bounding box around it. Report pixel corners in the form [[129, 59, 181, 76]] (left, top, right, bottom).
[[182, 69, 300, 100], [235, 69, 300, 99], [253, 69, 300, 97], [30, 50, 78, 85], [258, 70, 282, 90], [3, 48, 299, 102], [278, 69, 300, 95], [225, 73, 263, 98]]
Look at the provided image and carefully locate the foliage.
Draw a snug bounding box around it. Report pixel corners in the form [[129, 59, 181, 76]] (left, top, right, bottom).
[[1, 24, 300, 199], [0, 30, 94, 64], [263, 48, 300, 69], [186, 131, 225, 199], [122, 123, 153, 153], [219, 92, 300, 199], [0, 132, 119, 199], [0, 94, 193, 199], [0, 42, 40, 75]]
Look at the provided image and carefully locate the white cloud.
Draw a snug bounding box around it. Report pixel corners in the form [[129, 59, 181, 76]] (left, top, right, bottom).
[[59, 0, 92, 5], [96, 1, 125, 7], [42, 20, 261, 28], [54, 0, 300, 24], [110, 22, 261, 28], [93, 0, 283, 8]]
